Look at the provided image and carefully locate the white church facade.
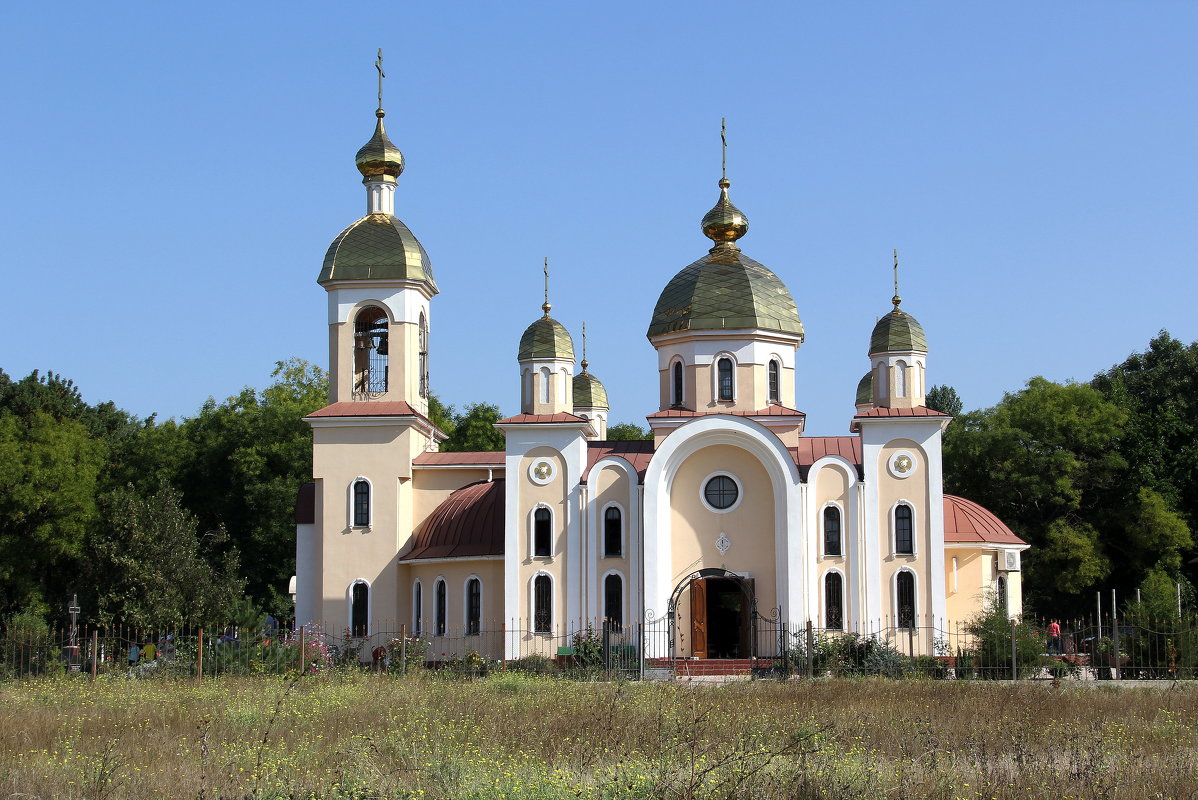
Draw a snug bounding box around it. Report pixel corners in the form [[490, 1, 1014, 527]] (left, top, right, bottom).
[[293, 81, 1027, 661]]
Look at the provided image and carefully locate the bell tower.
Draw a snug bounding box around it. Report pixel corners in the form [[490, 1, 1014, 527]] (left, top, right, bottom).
[[317, 50, 437, 416]]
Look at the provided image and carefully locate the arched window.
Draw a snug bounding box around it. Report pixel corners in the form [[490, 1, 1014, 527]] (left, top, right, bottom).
[[604, 573, 623, 629], [434, 578, 447, 636], [768, 360, 780, 405], [717, 357, 734, 401], [825, 573, 843, 630], [996, 576, 1008, 611], [352, 479, 370, 527], [604, 507, 622, 557], [466, 577, 481, 635], [350, 581, 369, 637], [413, 581, 423, 637], [896, 571, 915, 628], [895, 504, 914, 554], [823, 506, 841, 556], [353, 306, 389, 396], [672, 361, 684, 407], [418, 312, 429, 398], [533, 574, 552, 633], [533, 508, 551, 558], [895, 360, 907, 398]]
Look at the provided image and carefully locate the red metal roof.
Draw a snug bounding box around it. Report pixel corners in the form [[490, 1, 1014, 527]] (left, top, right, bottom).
[[307, 401, 427, 420], [401, 480, 505, 560], [413, 451, 504, 466], [792, 437, 863, 480], [646, 405, 806, 419], [294, 482, 315, 525], [943, 495, 1026, 545], [495, 412, 588, 424], [853, 406, 950, 419], [583, 440, 656, 482]]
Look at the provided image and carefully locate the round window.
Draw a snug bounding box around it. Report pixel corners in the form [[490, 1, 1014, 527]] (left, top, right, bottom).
[[703, 475, 739, 510]]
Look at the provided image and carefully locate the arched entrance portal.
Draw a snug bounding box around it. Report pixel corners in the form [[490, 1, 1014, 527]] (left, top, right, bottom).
[[669, 568, 758, 659]]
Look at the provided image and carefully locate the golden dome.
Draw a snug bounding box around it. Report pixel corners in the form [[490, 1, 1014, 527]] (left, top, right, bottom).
[[701, 178, 748, 245], [355, 110, 405, 180]]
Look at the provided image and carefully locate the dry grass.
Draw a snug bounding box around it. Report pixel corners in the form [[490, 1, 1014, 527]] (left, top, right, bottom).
[[0, 673, 1196, 799]]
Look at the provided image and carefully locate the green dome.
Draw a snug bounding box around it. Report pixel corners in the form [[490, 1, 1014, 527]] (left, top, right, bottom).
[[855, 373, 873, 406], [869, 307, 926, 354], [573, 369, 608, 409], [647, 248, 803, 338], [518, 313, 575, 361], [318, 213, 437, 291], [355, 113, 405, 180]]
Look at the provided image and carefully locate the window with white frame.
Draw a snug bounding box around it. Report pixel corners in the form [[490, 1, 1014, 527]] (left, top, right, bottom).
[[895, 503, 914, 555], [825, 572, 843, 630], [896, 570, 915, 628], [533, 574, 552, 633], [350, 581, 369, 637], [717, 357, 734, 401], [768, 359, 780, 405], [352, 479, 370, 527], [413, 580, 423, 636], [604, 573, 623, 629], [533, 507, 551, 557], [672, 360, 684, 407], [465, 577, 481, 635], [434, 578, 447, 636], [823, 506, 842, 556], [603, 506, 622, 557]]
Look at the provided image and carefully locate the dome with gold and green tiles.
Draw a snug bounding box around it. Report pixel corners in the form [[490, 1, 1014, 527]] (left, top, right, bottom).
[[647, 179, 803, 339], [869, 300, 927, 354], [855, 373, 873, 406], [572, 364, 608, 409], [518, 303, 575, 361], [355, 110, 405, 180]]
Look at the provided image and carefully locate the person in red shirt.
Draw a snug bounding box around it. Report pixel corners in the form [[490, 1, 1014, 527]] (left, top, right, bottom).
[[1047, 620, 1061, 654]]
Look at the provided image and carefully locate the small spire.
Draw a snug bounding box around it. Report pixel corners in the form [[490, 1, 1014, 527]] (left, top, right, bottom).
[[374, 48, 386, 118], [581, 321, 588, 372], [892, 248, 902, 310], [542, 257, 552, 316]]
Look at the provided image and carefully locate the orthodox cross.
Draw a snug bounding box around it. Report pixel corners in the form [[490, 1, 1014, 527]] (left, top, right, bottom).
[[720, 117, 727, 181], [375, 49, 385, 109], [892, 248, 902, 308], [581, 321, 588, 368], [542, 257, 551, 314]]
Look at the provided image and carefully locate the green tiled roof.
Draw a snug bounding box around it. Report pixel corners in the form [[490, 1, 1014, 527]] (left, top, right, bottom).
[[518, 316, 574, 361], [647, 247, 803, 338], [856, 373, 873, 405], [869, 308, 926, 354], [355, 116, 404, 179], [573, 370, 608, 409], [318, 213, 438, 291]]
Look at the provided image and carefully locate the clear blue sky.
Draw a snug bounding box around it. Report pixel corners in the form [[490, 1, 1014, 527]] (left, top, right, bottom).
[[2, 3, 1196, 435]]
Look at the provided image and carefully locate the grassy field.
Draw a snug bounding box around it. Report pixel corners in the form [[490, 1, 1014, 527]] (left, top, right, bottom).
[[0, 673, 1196, 800]]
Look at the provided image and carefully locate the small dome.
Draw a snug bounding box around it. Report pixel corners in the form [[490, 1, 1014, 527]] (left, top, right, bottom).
[[701, 178, 748, 243], [355, 111, 405, 180], [573, 368, 608, 409], [855, 373, 873, 406], [869, 306, 926, 354], [518, 310, 575, 361], [943, 495, 1025, 545], [319, 213, 437, 290]]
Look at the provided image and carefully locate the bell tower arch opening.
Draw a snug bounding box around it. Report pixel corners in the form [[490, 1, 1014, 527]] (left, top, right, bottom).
[[352, 305, 390, 398]]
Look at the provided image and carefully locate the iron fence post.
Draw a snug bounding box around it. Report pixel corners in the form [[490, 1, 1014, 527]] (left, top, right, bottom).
[[1010, 622, 1017, 680], [806, 620, 814, 679]]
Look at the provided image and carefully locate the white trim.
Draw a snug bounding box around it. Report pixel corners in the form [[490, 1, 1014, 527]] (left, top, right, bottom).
[[819, 501, 846, 558], [529, 503, 554, 559], [412, 579, 424, 636], [600, 501, 625, 558], [892, 567, 919, 628], [821, 567, 847, 630], [462, 574, 483, 635], [528, 458, 557, 485], [601, 568, 627, 627], [712, 352, 738, 403], [669, 356, 685, 406], [347, 476, 373, 529], [895, 360, 908, 398], [433, 576, 448, 636], [890, 499, 917, 557], [347, 578, 372, 638], [585, 456, 641, 624], [530, 571, 554, 634], [699, 470, 743, 513], [767, 357, 781, 405], [887, 450, 919, 480]]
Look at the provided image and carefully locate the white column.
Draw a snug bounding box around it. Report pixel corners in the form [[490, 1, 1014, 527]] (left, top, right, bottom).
[[366, 181, 395, 215]]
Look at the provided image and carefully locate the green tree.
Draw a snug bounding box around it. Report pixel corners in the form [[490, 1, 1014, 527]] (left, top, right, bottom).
[[441, 402, 505, 452], [925, 384, 963, 417], [606, 422, 652, 441]]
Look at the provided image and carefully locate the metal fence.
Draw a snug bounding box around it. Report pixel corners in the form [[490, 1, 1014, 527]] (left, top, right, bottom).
[[3, 613, 1197, 681]]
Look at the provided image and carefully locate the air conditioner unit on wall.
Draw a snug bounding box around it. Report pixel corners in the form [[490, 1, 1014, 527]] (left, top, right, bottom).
[[1003, 550, 1020, 572]]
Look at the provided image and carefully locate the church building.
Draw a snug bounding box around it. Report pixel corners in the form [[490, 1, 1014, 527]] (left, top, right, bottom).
[[293, 78, 1027, 661]]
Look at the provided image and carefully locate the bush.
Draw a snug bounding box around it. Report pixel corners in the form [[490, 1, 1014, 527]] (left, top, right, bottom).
[[507, 654, 556, 675], [963, 604, 1045, 678]]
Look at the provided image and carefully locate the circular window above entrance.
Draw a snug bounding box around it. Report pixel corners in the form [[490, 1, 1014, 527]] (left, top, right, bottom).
[[702, 473, 741, 512]]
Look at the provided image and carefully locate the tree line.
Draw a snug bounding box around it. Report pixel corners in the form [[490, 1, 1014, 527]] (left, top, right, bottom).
[[1, 332, 1194, 629]]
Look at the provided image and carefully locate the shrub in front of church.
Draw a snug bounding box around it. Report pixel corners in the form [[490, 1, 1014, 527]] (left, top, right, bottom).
[[959, 604, 1046, 678], [385, 635, 427, 674]]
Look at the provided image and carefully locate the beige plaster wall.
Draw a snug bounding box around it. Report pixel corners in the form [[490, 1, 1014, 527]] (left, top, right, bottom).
[[590, 463, 631, 623], [516, 448, 570, 650], [397, 559, 505, 660], [876, 439, 932, 627], [945, 549, 988, 628], [814, 464, 852, 626], [410, 469, 495, 540], [668, 444, 777, 656], [656, 361, 795, 413]]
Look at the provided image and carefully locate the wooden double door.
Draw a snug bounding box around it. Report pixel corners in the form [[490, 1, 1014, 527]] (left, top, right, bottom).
[[690, 577, 753, 659]]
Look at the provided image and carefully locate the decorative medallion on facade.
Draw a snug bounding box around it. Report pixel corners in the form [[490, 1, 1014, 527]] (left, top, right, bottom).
[[529, 459, 556, 485], [715, 532, 731, 555], [888, 450, 918, 479]]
